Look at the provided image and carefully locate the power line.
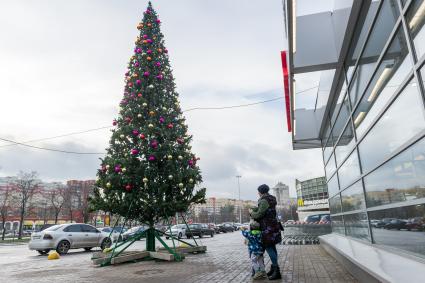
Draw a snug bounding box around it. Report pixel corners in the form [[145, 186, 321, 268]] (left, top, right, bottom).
[[0, 126, 112, 148], [0, 87, 318, 155], [0, 137, 105, 155]]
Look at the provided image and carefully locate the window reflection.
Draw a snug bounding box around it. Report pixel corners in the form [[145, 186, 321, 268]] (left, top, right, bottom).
[[332, 96, 351, 146], [364, 138, 425, 207], [338, 150, 361, 190], [331, 81, 348, 126], [344, 212, 370, 241], [323, 124, 333, 164], [358, 80, 425, 173], [341, 181, 366, 212], [330, 194, 342, 214], [369, 204, 425, 258], [335, 119, 356, 166], [353, 27, 412, 138], [331, 215, 345, 235], [407, 0, 425, 60], [326, 154, 337, 180], [348, 0, 400, 106], [327, 174, 340, 198], [346, 0, 381, 81]]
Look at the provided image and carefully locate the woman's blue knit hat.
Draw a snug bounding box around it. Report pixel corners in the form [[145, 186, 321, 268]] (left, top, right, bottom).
[[257, 184, 269, 194]]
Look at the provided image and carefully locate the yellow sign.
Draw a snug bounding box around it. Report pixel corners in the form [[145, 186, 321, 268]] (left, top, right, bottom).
[[105, 216, 110, 226], [297, 198, 304, 207]]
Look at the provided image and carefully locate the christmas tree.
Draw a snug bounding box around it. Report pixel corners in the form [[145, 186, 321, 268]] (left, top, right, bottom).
[[91, 2, 206, 251]]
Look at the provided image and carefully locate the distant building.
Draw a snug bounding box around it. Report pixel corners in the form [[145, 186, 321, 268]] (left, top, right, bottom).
[[192, 197, 257, 223], [295, 177, 329, 220], [272, 182, 290, 209]]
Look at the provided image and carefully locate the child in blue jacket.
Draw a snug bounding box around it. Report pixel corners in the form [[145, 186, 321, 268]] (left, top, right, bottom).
[[241, 220, 266, 280]]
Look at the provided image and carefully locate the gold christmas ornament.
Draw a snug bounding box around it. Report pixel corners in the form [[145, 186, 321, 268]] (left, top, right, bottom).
[[178, 155, 183, 160], [167, 155, 173, 160], [143, 177, 148, 183], [105, 165, 110, 169], [137, 114, 142, 118], [122, 168, 127, 173], [149, 111, 155, 116], [120, 134, 125, 139], [189, 179, 194, 184], [148, 124, 154, 128], [142, 103, 148, 107], [106, 182, 111, 188], [168, 175, 173, 180], [178, 183, 184, 189]]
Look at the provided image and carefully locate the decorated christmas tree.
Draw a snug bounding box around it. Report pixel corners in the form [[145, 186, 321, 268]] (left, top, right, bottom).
[[91, 2, 206, 251]]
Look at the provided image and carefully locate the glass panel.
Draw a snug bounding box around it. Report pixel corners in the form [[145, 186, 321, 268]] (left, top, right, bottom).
[[331, 215, 345, 235], [407, 0, 425, 60], [327, 174, 340, 197], [331, 81, 348, 126], [323, 124, 333, 164], [338, 150, 361, 190], [369, 204, 425, 258], [346, 0, 381, 81], [329, 194, 342, 214], [364, 137, 425, 208], [325, 154, 337, 179], [358, 80, 425, 173], [335, 119, 356, 166], [344, 212, 370, 241], [348, 0, 400, 107], [341, 180, 366, 212], [332, 96, 351, 146], [353, 27, 413, 138]]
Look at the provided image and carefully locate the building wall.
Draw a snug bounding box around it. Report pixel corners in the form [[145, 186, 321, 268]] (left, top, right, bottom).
[[322, 0, 425, 260], [272, 182, 290, 209], [295, 176, 329, 220]]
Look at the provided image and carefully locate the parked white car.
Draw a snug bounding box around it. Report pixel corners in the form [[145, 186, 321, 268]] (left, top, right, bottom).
[[28, 223, 112, 255], [165, 224, 187, 239]]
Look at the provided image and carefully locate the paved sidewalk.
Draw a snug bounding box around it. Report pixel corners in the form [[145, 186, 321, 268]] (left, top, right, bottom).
[[2, 232, 357, 283]]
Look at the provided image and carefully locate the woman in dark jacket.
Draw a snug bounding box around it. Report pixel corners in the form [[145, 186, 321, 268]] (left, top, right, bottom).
[[250, 184, 282, 280]]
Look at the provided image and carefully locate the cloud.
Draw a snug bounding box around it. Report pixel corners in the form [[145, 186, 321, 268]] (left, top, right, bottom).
[[0, 0, 325, 201]]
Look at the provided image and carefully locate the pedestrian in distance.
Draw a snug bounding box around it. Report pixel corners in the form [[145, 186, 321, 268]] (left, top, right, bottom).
[[250, 184, 282, 280], [241, 220, 266, 280]]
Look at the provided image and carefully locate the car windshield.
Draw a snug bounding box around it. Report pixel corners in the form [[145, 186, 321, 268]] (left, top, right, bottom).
[[189, 224, 200, 229], [44, 225, 63, 231]]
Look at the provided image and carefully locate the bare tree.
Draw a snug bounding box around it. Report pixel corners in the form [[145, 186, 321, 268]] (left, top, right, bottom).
[[46, 185, 66, 224], [63, 186, 75, 222], [15, 171, 39, 239], [80, 184, 94, 223], [0, 186, 13, 240]]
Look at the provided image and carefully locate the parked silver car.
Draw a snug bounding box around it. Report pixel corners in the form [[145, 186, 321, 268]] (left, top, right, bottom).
[[28, 223, 112, 255]]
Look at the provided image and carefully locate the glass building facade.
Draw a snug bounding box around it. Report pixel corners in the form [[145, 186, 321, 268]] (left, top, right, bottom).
[[322, 0, 425, 259]]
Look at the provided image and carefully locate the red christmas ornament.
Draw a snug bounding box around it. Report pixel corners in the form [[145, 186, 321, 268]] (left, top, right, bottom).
[[125, 184, 132, 191], [167, 123, 174, 129], [137, 93, 142, 97], [112, 120, 117, 126], [140, 134, 146, 139]]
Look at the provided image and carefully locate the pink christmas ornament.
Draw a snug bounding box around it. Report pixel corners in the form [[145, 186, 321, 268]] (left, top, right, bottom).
[[150, 139, 159, 148], [146, 9, 151, 14], [131, 149, 139, 155], [156, 74, 163, 80], [164, 49, 168, 53], [159, 117, 165, 123], [114, 165, 122, 173], [136, 79, 141, 85], [112, 120, 117, 126], [134, 62, 139, 67], [147, 49, 152, 54], [148, 155, 156, 161], [147, 39, 153, 43], [167, 123, 174, 129], [156, 62, 161, 67], [156, 19, 161, 23], [132, 129, 139, 136], [143, 34, 148, 39], [177, 138, 184, 144], [143, 71, 150, 77]]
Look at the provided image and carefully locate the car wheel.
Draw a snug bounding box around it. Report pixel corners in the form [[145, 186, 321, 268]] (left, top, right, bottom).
[[165, 236, 169, 239], [118, 235, 123, 242], [84, 247, 92, 251], [178, 233, 182, 239], [56, 240, 70, 255], [37, 250, 49, 255], [187, 235, 191, 239], [211, 232, 214, 238], [101, 237, 112, 251], [199, 233, 203, 238]]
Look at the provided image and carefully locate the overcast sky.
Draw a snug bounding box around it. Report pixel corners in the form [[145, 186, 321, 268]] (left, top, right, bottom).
[[0, 0, 324, 200]]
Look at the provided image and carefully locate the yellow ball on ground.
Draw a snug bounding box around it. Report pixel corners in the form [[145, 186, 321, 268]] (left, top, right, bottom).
[[47, 251, 60, 260]]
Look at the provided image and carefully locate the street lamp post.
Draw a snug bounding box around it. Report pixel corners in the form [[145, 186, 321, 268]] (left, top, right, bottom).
[[236, 175, 242, 223]]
